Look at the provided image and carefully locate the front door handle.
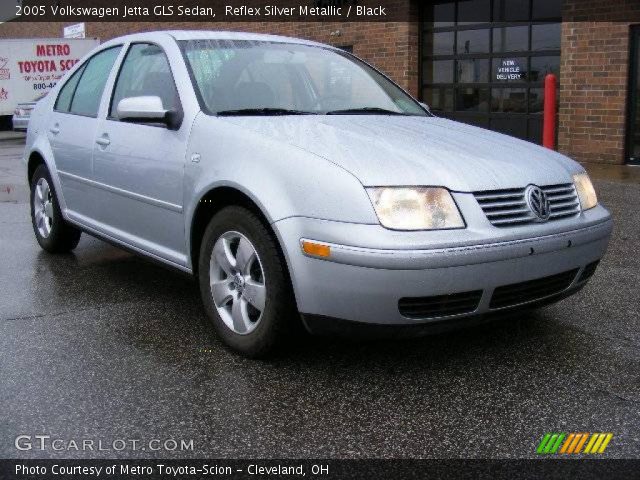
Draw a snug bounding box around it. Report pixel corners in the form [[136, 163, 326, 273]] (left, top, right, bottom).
[[95, 135, 110, 147], [49, 124, 60, 135]]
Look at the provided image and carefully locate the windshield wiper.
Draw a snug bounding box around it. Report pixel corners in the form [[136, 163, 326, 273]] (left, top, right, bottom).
[[326, 107, 410, 115], [216, 108, 317, 116]]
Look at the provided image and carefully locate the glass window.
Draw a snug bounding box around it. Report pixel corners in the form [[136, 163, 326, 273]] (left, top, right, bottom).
[[493, 26, 529, 52], [493, 0, 530, 22], [493, 57, 527, 82], [423, 87, 441, 110], [424, 31, 455, 56], [456, 87, 490, 111], [457, 59, 490, 83], [424, 59, 454, 83], [529, 56, 560, 81], [442, 87, 455, 111], [110, 43, 179, 118], [181, 40, 427, 116], [532, 23, 561, 51], [458, 0, 490, 25], [457, 29, 490, 54], [491, 88, 527, 112], [424, 1, 455, 28], [529, 87, 544, 112], [532, 0, 562, 20], [70, 47, 121, 117], [54, 64, 86, 112], [491, 117, 528, 139]]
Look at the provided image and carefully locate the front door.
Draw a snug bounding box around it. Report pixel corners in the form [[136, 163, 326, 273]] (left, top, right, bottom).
[[91, 42, 188, 267], [627, 26, 640, 165]]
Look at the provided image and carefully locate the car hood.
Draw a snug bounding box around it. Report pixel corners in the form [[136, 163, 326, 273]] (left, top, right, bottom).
[[220, 115, 581, 191]]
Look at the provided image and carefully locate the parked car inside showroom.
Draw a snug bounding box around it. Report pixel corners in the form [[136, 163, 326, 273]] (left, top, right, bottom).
[[23, 31, 612, 357]]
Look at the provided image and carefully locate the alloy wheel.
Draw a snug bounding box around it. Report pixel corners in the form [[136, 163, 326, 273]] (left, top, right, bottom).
[[33, 178, 54, 238], [209, 231, 267, 335]]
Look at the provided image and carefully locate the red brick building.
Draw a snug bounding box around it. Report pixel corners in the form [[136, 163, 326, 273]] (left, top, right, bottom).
[[1, 0, 639, 165]]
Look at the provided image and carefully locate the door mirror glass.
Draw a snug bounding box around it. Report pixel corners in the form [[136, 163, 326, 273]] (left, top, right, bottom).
[[117, 96, 178, 128]]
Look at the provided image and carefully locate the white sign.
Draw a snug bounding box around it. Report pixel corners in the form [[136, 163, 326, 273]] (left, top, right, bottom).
[[0, 38, 99, 115], [64, 23, 86, 39], [496, 59, 523, 81]]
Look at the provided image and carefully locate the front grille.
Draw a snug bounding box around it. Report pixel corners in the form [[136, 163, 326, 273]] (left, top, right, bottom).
[[474, 183, 580, 227], [399, 290, 483, 319], [578, 261, 600, 283], [489, 269, 579, 309]]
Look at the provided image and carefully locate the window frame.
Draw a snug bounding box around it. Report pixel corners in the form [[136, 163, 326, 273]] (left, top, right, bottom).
[[53, 45, 123, 119], [107, 41, 184, 128]]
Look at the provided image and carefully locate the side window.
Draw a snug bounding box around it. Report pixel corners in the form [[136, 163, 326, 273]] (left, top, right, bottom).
[[110, 43, 179, 119], [69, 46, 121, 117], [54, 63, 86, 112]]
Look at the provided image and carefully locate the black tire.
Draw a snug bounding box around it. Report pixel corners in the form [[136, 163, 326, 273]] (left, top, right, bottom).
[[30, 164, 81, 253], [198, 206, 297, 357]]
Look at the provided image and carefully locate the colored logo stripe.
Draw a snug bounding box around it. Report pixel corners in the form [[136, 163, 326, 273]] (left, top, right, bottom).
[[537, 433, 613, 454]]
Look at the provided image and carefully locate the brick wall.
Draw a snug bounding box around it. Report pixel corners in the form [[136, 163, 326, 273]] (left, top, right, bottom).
[[559, 0, 640, 164], [0, 7, 419, 97]]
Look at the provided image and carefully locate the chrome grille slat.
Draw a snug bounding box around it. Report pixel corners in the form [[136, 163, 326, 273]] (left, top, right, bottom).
[[486, 207, 532, 217], [550, 199, 580, 209], [474, 183, 580, 227]]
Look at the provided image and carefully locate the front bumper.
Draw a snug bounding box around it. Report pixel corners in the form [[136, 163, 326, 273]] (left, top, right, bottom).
[[274, 208, 612, 327]]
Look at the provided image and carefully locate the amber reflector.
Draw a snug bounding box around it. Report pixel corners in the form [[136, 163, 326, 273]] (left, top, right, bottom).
[[301, 241, 331, 258]]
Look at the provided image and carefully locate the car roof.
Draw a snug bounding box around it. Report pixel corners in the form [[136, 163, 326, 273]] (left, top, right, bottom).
[[99, 30, 332, 49]]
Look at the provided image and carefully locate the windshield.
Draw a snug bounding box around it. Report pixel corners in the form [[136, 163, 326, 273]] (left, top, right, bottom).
[[180, 40, 428, 116]]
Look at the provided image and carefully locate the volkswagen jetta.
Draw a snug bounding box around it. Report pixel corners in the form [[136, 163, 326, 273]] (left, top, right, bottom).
[[23, 31, 612, 356]]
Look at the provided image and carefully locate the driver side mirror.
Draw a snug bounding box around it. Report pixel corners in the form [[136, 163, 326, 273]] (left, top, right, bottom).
[[117, 96, 181, 130]]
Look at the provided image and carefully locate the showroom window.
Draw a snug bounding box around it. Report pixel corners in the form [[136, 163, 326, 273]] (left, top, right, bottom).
[[420, 0, 562, 144]]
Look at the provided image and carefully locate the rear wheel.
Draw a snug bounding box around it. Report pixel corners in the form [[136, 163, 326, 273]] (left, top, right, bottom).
[[30, 164, 81, 253], [198, 206, 297, 357]]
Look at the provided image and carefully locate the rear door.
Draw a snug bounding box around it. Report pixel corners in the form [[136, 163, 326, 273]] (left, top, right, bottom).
[[91, 41, 188, 266], [48, 46, 122, 219]]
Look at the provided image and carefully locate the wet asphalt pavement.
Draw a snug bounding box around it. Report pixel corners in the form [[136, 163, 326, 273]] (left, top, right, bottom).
[[0, 140, 638, 460]]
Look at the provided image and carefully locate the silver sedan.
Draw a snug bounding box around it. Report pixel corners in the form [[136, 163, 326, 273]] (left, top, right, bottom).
[[23, 31, 612, 357]]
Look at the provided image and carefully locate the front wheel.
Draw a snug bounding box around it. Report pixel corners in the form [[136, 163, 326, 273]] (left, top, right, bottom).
[[198, 206, 297, 357], [30, 164, 81, 253]]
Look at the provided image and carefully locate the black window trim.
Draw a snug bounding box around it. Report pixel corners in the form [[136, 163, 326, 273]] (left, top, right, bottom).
[[53, 45, 124, 119], [107, 41, 184, 129]]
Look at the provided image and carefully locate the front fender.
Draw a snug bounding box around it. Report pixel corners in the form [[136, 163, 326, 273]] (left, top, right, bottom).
[[183, 113, 379, 238]]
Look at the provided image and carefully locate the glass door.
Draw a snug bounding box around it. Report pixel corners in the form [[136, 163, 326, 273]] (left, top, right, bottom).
[[628, 26, 640, 165]]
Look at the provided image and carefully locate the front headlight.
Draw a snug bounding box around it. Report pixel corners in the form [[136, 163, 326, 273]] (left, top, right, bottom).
[[573, 172, 598, 210], [366, 187, 465, 230]]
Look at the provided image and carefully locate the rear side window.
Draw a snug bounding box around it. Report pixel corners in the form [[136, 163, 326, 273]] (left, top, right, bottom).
[[68, 46, 121, 117], [110, 43, 179, 118], [54, 64, 86, 112]]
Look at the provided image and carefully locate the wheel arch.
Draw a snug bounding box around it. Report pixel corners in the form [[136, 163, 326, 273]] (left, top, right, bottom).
[[189, 185, 293, 286], [27, 150, 46, 183]]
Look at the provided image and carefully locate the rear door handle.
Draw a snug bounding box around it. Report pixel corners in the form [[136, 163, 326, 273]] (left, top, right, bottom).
[[49, 124, 60, 135], [95, 135, 110, 147]]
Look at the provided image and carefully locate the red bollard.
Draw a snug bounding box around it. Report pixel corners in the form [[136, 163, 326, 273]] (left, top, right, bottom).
[[543, 73, 557, 150]]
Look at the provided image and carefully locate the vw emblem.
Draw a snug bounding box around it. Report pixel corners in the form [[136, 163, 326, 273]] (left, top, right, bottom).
[[525, 185, 551, 221]]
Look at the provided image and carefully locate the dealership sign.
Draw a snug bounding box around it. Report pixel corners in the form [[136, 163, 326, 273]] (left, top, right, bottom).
[[0, 38, 98, 115]]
